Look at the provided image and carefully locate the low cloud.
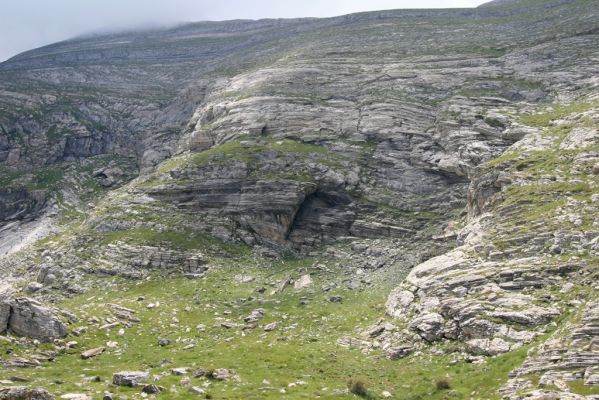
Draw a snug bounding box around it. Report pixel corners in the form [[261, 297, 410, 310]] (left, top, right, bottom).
[[0, 0, 486, 62]]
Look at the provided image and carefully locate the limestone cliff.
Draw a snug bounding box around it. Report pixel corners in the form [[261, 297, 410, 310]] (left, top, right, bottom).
[[0, 0, 598, 398]]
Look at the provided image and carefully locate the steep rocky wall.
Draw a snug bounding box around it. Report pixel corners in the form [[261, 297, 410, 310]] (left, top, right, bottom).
[[384, 100, 599, 397], [0, 188, 46, 223]]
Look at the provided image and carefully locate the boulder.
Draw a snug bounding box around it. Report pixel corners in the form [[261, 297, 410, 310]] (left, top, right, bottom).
[[274, 276, 292, 294], [171, 368, 189, 376], [112, 371, 150, 387], [264, 322, 278, 332], [244, 308, 265, 323], [189, 387, 205, 395], [80, 347, 105, 359], [294, 274, 313, 290], [141, 385, 161, 394], [0, 387, 54, 400], [59, 395, 91, 400], [8, 298, 67, 342], [210, 368, 239, 381], [385, 346, 414, 360]]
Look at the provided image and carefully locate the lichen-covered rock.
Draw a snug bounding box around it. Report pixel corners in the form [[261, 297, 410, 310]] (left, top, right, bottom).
[[0, 386, 54, 400], [500, 299, 599, 399], [409, 313, 445, 342], [112, 371, 150, 387], [385, 289, 415, 319], [466, 338, 513, 356], [7, 298, 67, 342]]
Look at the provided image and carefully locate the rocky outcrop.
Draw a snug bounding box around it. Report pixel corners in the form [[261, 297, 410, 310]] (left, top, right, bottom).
[[0, 188, 46, 223], [146, 178, 317, 246], [88, 243, 208, 279], [0, 301, 9, 332], [385, 103, 599, 365], [501, 299, 599, 399], [112, 371, 150, 387], [1, 298, 67, 342], [62, 133, 114, 159]]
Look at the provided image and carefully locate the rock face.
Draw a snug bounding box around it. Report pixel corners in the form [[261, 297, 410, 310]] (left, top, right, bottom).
[[4, 298, 67, 342], [384, 100, 599, 395], [0, 188, 47, 223], [0, 301, 9, 332], [145, 178, 319, 246], [1, 0, 596, 254]]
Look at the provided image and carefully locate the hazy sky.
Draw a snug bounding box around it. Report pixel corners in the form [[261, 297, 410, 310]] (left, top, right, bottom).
[[0, 0, 487, 62]]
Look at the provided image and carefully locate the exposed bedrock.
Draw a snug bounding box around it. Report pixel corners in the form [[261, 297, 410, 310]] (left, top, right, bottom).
[[62, 132, 115, 159], [384, 105, 599, 366], [0, 188, 47, 223], [501, 299, 599, 399]]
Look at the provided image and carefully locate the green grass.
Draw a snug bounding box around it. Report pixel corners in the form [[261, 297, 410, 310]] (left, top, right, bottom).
[[140, 136, 355, 189], [158, 137, 334, 173], [481, 99, 598, 249], [570, 379, 599, 395], [0, 165, 64, 190], [45, 126, 62, 143], [0, 260, 532, 400], [520, 100, 599, 127], [99, 228, 248, 256]]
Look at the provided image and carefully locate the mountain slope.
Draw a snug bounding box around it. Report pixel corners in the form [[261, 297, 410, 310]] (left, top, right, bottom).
[[0, 0, 598, 399]]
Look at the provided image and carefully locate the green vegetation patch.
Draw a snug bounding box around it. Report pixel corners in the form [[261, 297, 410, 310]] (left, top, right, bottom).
[[187, 137, 331, 169], [99, 228, 248, 256], [0, 165, 64, 190], [520, 100, 599, 127], [0, 260, 533, 400]]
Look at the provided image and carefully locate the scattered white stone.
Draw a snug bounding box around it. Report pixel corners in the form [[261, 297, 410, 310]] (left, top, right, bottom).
[[60, 395, 91, 400], [189, 386, 206, 395], [264, 322, 278, 332], [294, 274, 313, 290]]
